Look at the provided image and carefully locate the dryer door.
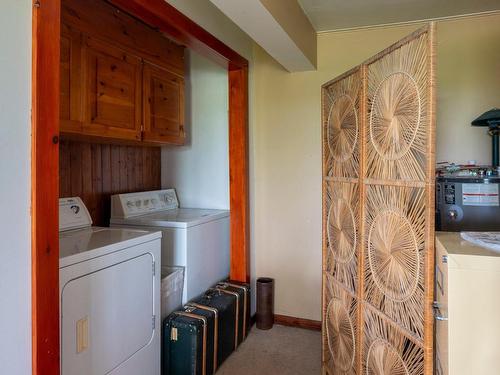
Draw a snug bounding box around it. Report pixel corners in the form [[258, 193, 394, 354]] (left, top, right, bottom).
[[61, 253, 154, 375]]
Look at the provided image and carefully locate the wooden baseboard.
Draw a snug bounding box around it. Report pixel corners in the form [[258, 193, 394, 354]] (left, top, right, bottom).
[[250, 313, 322, 331], [274, 314, 322, 331]]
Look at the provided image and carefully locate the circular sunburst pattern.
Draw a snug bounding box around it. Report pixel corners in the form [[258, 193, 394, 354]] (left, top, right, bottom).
[[369, 72, 421, 161], [367, 209, 420, 302], [327, 94, 358, 162], [366, 339, 409, 375], [326, 298, 356, 372], [327, 197, 357, 264]]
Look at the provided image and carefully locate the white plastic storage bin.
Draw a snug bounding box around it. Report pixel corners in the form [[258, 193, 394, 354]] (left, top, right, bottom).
[[161, 266, 184, 321]]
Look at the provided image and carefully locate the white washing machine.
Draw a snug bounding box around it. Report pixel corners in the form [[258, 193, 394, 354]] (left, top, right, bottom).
[[110, 189, 230, 303], [59, 197, 161, 375]]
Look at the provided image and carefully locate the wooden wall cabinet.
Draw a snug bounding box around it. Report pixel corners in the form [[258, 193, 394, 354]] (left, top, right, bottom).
[[143, 62, 185, 145], [60, 0, 186, 146], [60, 24, 83, 135], [83, 37, 142, 142]]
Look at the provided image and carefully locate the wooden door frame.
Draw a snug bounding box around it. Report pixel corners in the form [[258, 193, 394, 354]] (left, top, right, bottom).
[[32, 0, 250, 373]]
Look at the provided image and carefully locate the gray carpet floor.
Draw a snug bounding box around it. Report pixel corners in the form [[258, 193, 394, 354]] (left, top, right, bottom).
[[217, 325, 321, 375]]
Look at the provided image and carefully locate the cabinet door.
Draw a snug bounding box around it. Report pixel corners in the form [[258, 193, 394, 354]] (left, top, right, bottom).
[[60, 25, 83, 134], [143, 62, 185, 145], [83, 36, 142, 141]]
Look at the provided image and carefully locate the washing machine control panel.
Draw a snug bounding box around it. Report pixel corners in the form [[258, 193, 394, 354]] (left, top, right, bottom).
[[111, 189, 179, 218]]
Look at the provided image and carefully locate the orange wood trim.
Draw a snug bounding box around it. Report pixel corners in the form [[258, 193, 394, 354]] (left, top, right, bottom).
[[228, 66, 250, 283], [274, 314, 322, 331], [31, 0, 61, 374], [109, 0, 248, 70]]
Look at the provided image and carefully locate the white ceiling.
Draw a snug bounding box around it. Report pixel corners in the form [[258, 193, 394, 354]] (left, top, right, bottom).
[[297, 0, 500, 31]]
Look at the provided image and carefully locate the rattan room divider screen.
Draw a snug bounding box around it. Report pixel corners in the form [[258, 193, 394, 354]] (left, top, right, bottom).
[[321, 24, 436, 375]]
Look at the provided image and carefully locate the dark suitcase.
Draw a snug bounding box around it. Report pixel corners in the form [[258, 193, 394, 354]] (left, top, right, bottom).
[[193, 288, 238, 367], [215, 281, 250, 342], [163, 309, 211, 375], [184, 303, 219, 374]]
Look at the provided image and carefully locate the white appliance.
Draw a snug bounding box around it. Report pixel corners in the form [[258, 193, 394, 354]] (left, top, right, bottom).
[[110, 189, 230, 303], [59, 197, 161, 375], [435, 231, 500, 375]]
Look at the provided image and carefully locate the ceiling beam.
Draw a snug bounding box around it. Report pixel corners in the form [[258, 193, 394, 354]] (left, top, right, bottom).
[[210, 0, 317, 72]]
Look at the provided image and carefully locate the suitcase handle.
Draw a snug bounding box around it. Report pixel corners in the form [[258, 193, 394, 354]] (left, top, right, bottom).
[[204, 288, 222, 299]]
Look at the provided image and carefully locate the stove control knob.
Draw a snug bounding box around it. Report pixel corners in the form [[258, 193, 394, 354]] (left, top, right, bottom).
[[448, 210, 458, 220]]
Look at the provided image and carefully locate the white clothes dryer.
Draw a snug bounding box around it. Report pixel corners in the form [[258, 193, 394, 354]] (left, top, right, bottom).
[[59, 197, 161, 375]]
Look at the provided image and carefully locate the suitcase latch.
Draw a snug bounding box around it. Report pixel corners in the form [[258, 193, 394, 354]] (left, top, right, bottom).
[[171, 327, 178, 341]]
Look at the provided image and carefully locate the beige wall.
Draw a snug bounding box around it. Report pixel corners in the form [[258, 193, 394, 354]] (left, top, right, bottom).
[[252, 13, 500, 321]]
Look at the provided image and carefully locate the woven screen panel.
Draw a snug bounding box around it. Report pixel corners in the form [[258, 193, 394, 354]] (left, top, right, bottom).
[[364, 184, 426, 339], [322, 68, 361, 179], [323, 273, 358, 375], [322, 24, 435, 375], [363, 306, 424, 375], [325, 181, 360, 294], [366, 32, 429, 182]]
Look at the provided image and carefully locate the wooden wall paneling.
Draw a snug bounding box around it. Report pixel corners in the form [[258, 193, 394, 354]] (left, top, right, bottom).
[[91, 143, 103, 224], [135, 147, 144, 191], [59, 139, 71, 198], [81, 143, 93, 217], [100, 144, 112, 223], [69, 141, 83, 198], [118, 146, 128, 191], [32, 0, 61, 373], [142, 145, 153, 191], [59, 139, 162, 226], [152, 147, 162, 188]]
